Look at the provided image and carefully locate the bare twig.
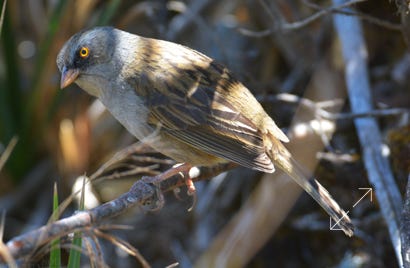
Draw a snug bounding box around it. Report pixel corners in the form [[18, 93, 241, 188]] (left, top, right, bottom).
[[333, 1, 403, 267], [89, 143, 158, 180], [304, 0, 402, 31], [316, 152, 360, 163], [239, 0, 400, 37], [319, 108, 409, 120], [0, 211, 17, 268], [401, 174, 410, 268], [165, 0, 218, 41], [2, 162, 234, 262], [117, 2, 162, 28], [259, 93, 409, 121], [396, 0, 410, 49], [94, 229, 150, 268]]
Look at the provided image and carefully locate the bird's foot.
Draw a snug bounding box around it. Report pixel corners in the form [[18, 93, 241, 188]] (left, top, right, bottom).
[[141, 163, 200, 211], [184, 177, 197, 212]]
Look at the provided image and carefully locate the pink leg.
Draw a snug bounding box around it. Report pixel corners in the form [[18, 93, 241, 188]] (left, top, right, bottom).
[[142, 162, 197, 197]]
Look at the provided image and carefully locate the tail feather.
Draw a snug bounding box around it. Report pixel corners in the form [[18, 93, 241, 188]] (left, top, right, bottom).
[[269, 143, 354, 237]]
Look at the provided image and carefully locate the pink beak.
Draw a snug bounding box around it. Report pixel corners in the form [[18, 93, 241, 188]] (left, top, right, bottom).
[[60, 67, 79, 89]]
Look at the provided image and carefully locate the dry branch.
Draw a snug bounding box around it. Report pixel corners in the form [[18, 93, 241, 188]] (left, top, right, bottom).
[[2, 156, 234, 263], [401, 175, 410, 268], [333, 0, 404, 267]]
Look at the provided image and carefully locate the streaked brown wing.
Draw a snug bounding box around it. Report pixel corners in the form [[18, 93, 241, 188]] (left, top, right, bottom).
[[140, 63, 274, 173]]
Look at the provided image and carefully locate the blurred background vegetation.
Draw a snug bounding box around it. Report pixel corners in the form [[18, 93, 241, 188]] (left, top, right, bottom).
[[0, 0, 409, 267]]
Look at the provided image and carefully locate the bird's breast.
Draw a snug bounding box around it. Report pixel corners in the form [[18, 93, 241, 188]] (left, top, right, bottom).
[[99, 82, 153, 140]]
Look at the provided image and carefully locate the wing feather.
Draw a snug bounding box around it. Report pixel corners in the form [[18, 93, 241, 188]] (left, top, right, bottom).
[[137, 55, 275, 172]]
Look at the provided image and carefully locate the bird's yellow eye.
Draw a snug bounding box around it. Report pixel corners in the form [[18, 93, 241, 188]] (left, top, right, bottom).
[[79, 47, 89, 58]]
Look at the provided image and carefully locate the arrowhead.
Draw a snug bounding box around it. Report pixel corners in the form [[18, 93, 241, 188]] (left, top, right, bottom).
[[329, 211, 350, 231], [353, 188, 373, 207], [359, 187, 373, 202]]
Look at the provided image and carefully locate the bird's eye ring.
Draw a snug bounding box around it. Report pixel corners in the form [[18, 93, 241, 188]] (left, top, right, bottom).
[[79, 47, 90, 58]]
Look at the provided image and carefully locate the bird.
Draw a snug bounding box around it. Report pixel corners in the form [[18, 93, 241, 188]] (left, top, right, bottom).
[[57, 26, 353, 236]]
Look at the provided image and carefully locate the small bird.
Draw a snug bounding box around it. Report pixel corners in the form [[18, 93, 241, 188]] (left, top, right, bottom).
[[57, 27, 353, 236]]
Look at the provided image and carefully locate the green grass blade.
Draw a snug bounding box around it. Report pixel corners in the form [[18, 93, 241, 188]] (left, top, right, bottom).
[[49, 182, 61, 267], [0, 136, 17, 171], [0, 0, 7, 37], [67, 231, 82, 268], [67, 177, 86, 267]]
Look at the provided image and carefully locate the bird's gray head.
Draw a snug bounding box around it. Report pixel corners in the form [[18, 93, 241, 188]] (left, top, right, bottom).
[[56, 26, 122, 96]]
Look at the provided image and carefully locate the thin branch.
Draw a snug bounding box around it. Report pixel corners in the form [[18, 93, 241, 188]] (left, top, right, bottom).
[[304, 0, 402, 31], [401, 174, 410, 268], [239, 0, 401, 37], [316, 151, 360, 163], [88, 232, 105, 268], [319, 107, 409, 120], [333, 1, 403, 267], [0, 211, 17, 268], [94, 229, 150, 268], [2, 162, 234, 262], [259, 93, 409, 121], [89, 143, 158, 180], [165, 0, 218, 41]]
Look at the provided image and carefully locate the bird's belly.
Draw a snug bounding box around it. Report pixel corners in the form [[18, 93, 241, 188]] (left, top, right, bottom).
[[101, 89, 225, 166], [147, 132, 226, 167], [128, 125, 225, 166]]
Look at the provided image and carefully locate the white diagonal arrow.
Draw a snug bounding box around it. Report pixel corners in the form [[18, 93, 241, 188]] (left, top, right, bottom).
[[353, 188, 373, 208], [329, 211, 350, 231]]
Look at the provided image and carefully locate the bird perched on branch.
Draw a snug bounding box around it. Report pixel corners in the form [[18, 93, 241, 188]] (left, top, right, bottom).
[[57, 26, 353, 236]]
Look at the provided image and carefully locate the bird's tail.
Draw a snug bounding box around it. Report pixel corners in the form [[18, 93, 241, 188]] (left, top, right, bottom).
[[268, 140, 354, 237]]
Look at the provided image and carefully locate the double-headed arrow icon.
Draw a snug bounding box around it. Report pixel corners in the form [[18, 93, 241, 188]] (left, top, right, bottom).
[[352, 188, 373, 208], [330, 187, 373, 232]]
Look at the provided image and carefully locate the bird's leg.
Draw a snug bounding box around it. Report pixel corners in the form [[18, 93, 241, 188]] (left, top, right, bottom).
[[140, 163, 190, 210], [171, 163, 196, 195], [171, 163, 198, 211], [176, 164, 199, 211], [140, 162, 190, 184], [171, 167, 198, 204], [141, 163, 198, 210]]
